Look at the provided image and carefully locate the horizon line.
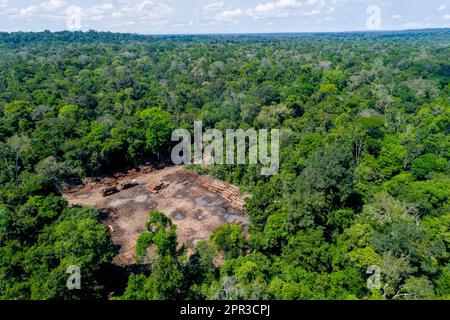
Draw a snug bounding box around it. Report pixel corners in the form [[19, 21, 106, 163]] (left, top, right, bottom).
[[1, 27, 449, 37]]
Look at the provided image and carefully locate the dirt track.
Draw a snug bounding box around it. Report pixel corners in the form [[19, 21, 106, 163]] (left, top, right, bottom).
[[63, 166, 248, 266]]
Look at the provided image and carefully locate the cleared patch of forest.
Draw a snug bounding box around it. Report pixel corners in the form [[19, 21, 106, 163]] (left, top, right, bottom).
[[63, 166, 248, 266]]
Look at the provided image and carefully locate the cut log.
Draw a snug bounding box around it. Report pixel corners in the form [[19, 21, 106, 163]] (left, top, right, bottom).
[[120, 179, 139, 190], [146, 181, 169, 194], [101, 186, 119, 197], [206, 180, 245, 212]]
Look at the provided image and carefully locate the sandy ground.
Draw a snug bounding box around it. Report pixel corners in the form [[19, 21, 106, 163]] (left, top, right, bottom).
[[63, 166, 248, 266]]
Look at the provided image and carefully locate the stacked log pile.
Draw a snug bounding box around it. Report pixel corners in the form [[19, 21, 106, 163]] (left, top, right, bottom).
[[146, 181, 169, 194], [120, 179, 139, 190], [68, 165, 156, 195], [101, 186, 119, 197], [207, 181, 245, 212], [206, 181, 226, 193]]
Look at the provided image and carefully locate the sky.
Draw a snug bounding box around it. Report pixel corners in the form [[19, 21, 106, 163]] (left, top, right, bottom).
[[0, 0, 449, 34]]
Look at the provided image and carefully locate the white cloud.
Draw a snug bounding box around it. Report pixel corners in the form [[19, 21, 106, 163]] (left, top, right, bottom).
[[203, 1, 225, 12], [254, 0, 300, 15], [13, 1, 67, 18], [202, 1, 242, 24], [114, 0, 173, 22], [41, 0, 66, 10], [85, 3, 114, 21], [216, 8, 242, 21], [17, 6, 38, 17], [247, 0, 328, 19], [4, 0, 447, 33], [10, 0, 173, 28], [303, 9, 321, 16], [305, 0, 326, 10], [89, 3, 114, 15]]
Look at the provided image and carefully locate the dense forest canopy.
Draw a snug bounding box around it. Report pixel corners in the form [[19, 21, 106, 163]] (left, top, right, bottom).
[[0, 29, 449, 300]]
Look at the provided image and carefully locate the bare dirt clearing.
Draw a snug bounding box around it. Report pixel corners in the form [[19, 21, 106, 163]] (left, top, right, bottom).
[[63, 166, 248, 266]]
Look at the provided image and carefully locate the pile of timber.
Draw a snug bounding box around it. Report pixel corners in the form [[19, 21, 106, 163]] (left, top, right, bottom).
[[146, 181, 169, 194], [110, 165, 155, 181], [207, 181, 245, 212], [207, 181, 227, 193], [230, 198, 245, 212], [138, 165, 155, 174], [120, 179, 139, 191], [101, 186, 119, 197]]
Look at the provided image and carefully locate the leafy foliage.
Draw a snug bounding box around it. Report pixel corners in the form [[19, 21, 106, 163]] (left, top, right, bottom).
[[0, 30, 449, 300]]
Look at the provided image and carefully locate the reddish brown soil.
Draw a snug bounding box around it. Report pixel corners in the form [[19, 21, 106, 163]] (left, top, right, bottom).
[[63, 166, 248, 266]]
